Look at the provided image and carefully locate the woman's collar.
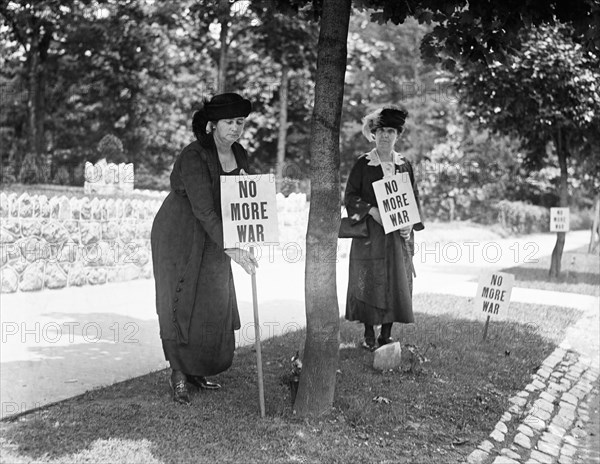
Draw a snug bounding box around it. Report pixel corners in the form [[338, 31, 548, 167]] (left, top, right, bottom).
[[365, 149, 405, 166]]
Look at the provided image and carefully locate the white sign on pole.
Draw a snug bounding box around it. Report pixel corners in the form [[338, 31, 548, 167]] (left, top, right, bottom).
[[474, 272, 515, 318], [550, 207, 570, 232], [372, 172, 421, 234], [221, 174, 279, 248]]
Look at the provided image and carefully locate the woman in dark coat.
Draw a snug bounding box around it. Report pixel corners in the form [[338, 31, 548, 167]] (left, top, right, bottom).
[[151, 93, 258, 404], [344, 107, 424, 351]]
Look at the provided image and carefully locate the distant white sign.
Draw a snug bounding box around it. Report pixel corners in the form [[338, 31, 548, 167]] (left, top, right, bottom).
[[550, 207, 570, 232], [221, 174, 279, 248], [474, 272, 514, 318], [372, 172, 421, 234]]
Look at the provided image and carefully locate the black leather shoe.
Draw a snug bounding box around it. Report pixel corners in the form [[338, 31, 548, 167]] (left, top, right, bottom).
[[361, 338, 377, 351], [377, 336, 394, 347], [169, 371, 190, 405], [187, 376, 221, 390]]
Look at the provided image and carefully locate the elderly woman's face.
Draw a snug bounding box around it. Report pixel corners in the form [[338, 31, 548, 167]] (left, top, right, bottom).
[[214, 117, 245, 143], [374, 127, 398, 149]]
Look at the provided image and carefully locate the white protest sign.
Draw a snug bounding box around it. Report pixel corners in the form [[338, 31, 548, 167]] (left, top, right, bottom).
[[550, 207, 570, 232], [474, 272, 514, 318], [221, 174, 279, 248], [372, 172, 421, 234]]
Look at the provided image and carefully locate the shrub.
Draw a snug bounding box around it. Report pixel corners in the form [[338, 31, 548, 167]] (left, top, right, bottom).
[[19, 152, 48, 184], [570, 207, 594, 231], [279, 177, 311, 199], [97, 134, 125, 163], [497, 203, 595, 233], [134, 164, 170, 191], [496, 200, 550, 234]]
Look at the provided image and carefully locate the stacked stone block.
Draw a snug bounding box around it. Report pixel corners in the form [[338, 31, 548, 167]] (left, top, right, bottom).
[[0, 192, 161, 293], [276, 192, 308, 246], [84, 159, 134, 195], [1, 190, 310, 293]]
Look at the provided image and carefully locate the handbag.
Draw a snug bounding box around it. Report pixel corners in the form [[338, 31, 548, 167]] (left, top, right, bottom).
[[338, 217, 369, 239]]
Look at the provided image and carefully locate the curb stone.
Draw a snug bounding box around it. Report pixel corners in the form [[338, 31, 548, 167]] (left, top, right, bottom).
[[464, 346, 600, 464]]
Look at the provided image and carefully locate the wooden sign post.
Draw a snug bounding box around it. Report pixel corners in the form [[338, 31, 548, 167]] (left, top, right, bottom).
[[474, 272, 515, 341], [550, 207, 570, 233], [221, 173, 279, 417], [372, 172, 421, 234]]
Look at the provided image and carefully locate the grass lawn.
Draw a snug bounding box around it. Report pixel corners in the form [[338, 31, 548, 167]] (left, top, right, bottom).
[[501, 245, 600, 296], [0, 293, 582, 464]]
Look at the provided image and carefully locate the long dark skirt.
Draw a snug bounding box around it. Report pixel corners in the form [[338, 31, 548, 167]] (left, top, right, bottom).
[[161, 237, 239, 376], [345, 221, 414, 325]]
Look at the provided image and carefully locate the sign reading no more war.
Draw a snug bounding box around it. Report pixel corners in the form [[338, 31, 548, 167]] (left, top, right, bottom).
[[550, 207, 570, 232], [474, 272, 515, 318], [221, 174, 279, 248], [372, 172, 421, 234]]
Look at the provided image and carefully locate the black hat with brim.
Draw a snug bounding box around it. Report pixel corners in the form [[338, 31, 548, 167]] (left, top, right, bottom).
[[371, 108, 407, 132], [204, 93, 252, 120]]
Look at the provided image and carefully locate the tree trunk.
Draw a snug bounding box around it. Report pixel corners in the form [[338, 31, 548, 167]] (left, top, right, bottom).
[[276, 60, 290, 190], [35, 53, 45, 158], [22, 30, 47, 183], [217, 0, 230, 93], [294, 0, 351, 417], [549, 129, 569, 278], [589, 194, 600, 253], [27, 35, 40, 156]]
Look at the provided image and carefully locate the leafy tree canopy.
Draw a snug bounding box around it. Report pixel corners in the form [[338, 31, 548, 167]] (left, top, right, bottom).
[[456, 22, 600, 176], [356, 0, 599, 68]]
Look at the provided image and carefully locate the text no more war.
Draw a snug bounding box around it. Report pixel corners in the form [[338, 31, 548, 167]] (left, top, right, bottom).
[[381, 177, 413, 227], [230, 180, 268, 242], [480, 274, 508, 315]]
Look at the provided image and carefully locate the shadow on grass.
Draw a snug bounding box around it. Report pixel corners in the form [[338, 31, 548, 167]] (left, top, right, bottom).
[[0, 295, 582, 464], [502, 265, 598, 287], [500, 246, 600, 296]]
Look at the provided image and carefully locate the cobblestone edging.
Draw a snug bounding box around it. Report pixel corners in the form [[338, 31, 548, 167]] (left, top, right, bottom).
[[465, 344, 600, 464]]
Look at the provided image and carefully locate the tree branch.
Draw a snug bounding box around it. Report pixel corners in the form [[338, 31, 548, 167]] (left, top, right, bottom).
[[228, 24, 252, 45]]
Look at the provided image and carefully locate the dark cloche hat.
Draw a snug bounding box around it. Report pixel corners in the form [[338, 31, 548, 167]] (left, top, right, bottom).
[[361, 106, 408, 141], [375, 108, 407, 131], [204, 93, 252, 120]]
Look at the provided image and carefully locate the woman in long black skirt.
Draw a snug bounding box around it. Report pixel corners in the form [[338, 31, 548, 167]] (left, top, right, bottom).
[[344, 107, 424, 350], [151, 93, 258, 404]]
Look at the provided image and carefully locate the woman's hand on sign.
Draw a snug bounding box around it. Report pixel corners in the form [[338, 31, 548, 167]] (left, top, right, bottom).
[[369, 207, 382, 226], [225, 248, 259, 275], [399, 225, 412, 240]]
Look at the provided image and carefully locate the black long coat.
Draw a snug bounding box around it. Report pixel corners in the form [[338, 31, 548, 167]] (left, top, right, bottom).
[[151, 139, 249, 375], [344, 150, 424, 325]]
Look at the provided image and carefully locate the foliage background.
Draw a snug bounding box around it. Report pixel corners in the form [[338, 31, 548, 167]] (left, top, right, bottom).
[[0, 0, 597, 228]]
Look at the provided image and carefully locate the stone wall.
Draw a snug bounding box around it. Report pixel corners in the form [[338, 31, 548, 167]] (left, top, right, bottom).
[[0, 192, 162, 293], [0, 191, 309, 293], [84, 159, 134, 195]]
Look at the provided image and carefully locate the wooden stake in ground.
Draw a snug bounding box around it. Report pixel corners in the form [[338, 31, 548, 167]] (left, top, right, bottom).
[[220, 173, 279, 417], [250, 246, 266, 418], [482, 315, 491, 341]]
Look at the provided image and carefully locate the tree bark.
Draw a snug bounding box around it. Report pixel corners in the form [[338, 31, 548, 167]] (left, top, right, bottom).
[[217, 0, 230, 93], [549, 129, 569, 278], [589, 194, 600, 253], [23, 22, 49, 183], [27, 33, 40, 155], [294, 0, 351, 417], [276, 59, 289, 190]]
